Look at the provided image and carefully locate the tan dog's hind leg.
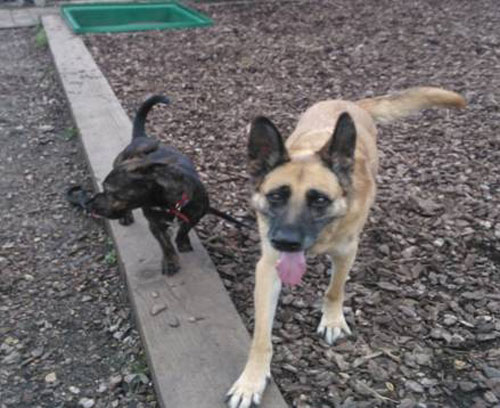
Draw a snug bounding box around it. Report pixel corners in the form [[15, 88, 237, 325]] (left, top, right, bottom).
[[226, 255, 281, 408], [317, 239, 358, 345]]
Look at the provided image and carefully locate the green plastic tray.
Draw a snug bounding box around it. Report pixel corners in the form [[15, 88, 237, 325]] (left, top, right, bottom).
[[60, 2, 213, 34]]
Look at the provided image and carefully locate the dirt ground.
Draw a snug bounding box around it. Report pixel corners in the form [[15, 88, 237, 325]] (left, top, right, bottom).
[[85, 1, 500, 407], [0, 28, 157, 407]]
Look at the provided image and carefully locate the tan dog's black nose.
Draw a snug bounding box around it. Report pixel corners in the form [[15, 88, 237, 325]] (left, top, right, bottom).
[[270, 226, 303, 252]]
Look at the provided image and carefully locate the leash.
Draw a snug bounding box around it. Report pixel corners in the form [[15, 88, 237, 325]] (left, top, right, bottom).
[[67, 185, 192, 223], [67, 186, 249, 229], [165, 192, 191, 224], [66, 185, 92, 212]]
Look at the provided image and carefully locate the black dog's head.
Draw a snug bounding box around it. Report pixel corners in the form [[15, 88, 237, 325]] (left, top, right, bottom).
[[86, 136, 205, 220], [86, 95, 172, 219], [86, 157, 156, 219]]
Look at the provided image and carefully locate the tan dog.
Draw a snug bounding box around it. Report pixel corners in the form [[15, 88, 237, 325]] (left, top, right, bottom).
[[226, 87, 465, 407]]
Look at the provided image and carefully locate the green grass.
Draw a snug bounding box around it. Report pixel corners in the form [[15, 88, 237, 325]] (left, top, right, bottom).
[[131, 351, 150, 376], [104, 249, 117, 266], [35, 26, 48, 49], [127, 351, 151, 392], [61, 126, 79, 141]]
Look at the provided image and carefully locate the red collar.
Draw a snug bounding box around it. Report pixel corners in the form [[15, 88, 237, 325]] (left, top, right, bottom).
[[166, 192, 190, 223]]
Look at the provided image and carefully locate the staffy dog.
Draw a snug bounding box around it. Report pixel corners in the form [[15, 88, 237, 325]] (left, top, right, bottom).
[[85, 95, 248, 275], [226, 87, 466, 407]]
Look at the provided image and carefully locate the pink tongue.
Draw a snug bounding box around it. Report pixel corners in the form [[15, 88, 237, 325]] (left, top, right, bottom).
[[276, 251, 306, 286]]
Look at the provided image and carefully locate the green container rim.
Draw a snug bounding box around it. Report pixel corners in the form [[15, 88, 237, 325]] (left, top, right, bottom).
[[60, 1, 213, 34]]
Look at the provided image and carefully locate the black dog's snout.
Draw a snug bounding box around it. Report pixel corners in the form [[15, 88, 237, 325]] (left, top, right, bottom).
[[270, 226, 303, 252]]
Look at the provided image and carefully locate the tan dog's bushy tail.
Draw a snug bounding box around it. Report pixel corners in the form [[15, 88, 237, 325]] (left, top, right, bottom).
[[356, 87, 466, 123]]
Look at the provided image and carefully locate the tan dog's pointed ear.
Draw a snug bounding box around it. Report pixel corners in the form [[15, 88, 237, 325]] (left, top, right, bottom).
[[319, 112, 357, 191], [247, 116, 289, 182]]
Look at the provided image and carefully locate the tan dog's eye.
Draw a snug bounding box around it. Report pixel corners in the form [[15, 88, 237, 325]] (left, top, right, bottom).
[[315, 197, 328, 205], [266, 186, 290, 206], [267, 193, 283, 203], [307, 189, 332, 209]]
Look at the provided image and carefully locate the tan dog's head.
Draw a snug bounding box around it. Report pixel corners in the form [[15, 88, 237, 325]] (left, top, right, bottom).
[[248, 113, 357, 253]]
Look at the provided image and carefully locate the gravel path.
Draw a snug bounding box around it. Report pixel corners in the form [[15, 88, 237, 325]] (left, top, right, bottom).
[[85, 1, 500, 406], [0, 28, 157, 408]]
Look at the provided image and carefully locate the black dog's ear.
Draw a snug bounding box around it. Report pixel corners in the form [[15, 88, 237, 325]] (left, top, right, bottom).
[[121, 158, 163, 175], [318, 112, 357, 190], [248, 116, 289, 182], [123, 139, 160, 159]]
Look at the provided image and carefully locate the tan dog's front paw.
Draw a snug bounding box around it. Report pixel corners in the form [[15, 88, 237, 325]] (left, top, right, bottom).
[[317, 308, 352, 345], [225, 369, 270, 408]]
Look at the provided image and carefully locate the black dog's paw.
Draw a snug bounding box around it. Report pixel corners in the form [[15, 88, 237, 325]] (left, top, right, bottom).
[[176, 237, 193, 253], [162, 257, 181, 276], [119, 212, 134, 226]]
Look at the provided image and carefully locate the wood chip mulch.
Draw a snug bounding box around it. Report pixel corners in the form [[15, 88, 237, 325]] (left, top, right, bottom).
[[85, 1, 500, 406]]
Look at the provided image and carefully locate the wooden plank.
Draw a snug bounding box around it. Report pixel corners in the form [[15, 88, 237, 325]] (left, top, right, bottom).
[[42, 15, 288, 408], [0, 8, 56, 29], [0, 10, 15, 29], [11, 9, 38, 27]]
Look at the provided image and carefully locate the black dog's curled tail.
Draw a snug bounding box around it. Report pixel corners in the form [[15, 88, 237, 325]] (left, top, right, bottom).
[[132, 95, 170, 139], [208, 207, 254, 230]]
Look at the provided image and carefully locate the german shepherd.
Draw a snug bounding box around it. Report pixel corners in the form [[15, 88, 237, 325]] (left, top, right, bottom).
[[226, 87, 465, 407]]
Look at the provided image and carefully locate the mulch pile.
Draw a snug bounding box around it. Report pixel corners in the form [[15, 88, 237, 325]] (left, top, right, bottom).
[[86, 1, 500, 406]]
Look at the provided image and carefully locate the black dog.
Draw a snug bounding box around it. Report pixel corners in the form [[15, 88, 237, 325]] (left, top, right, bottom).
[[84, 95, 247, 275]]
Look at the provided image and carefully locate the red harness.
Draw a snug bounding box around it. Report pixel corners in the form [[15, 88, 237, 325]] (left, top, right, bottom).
[[166, 192, 190, 223]]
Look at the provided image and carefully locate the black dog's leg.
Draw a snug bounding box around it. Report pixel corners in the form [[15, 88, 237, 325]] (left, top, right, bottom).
[[119, 211, 134, 226], [147, 220, 180, 275], [175, 221, 194, 253]]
